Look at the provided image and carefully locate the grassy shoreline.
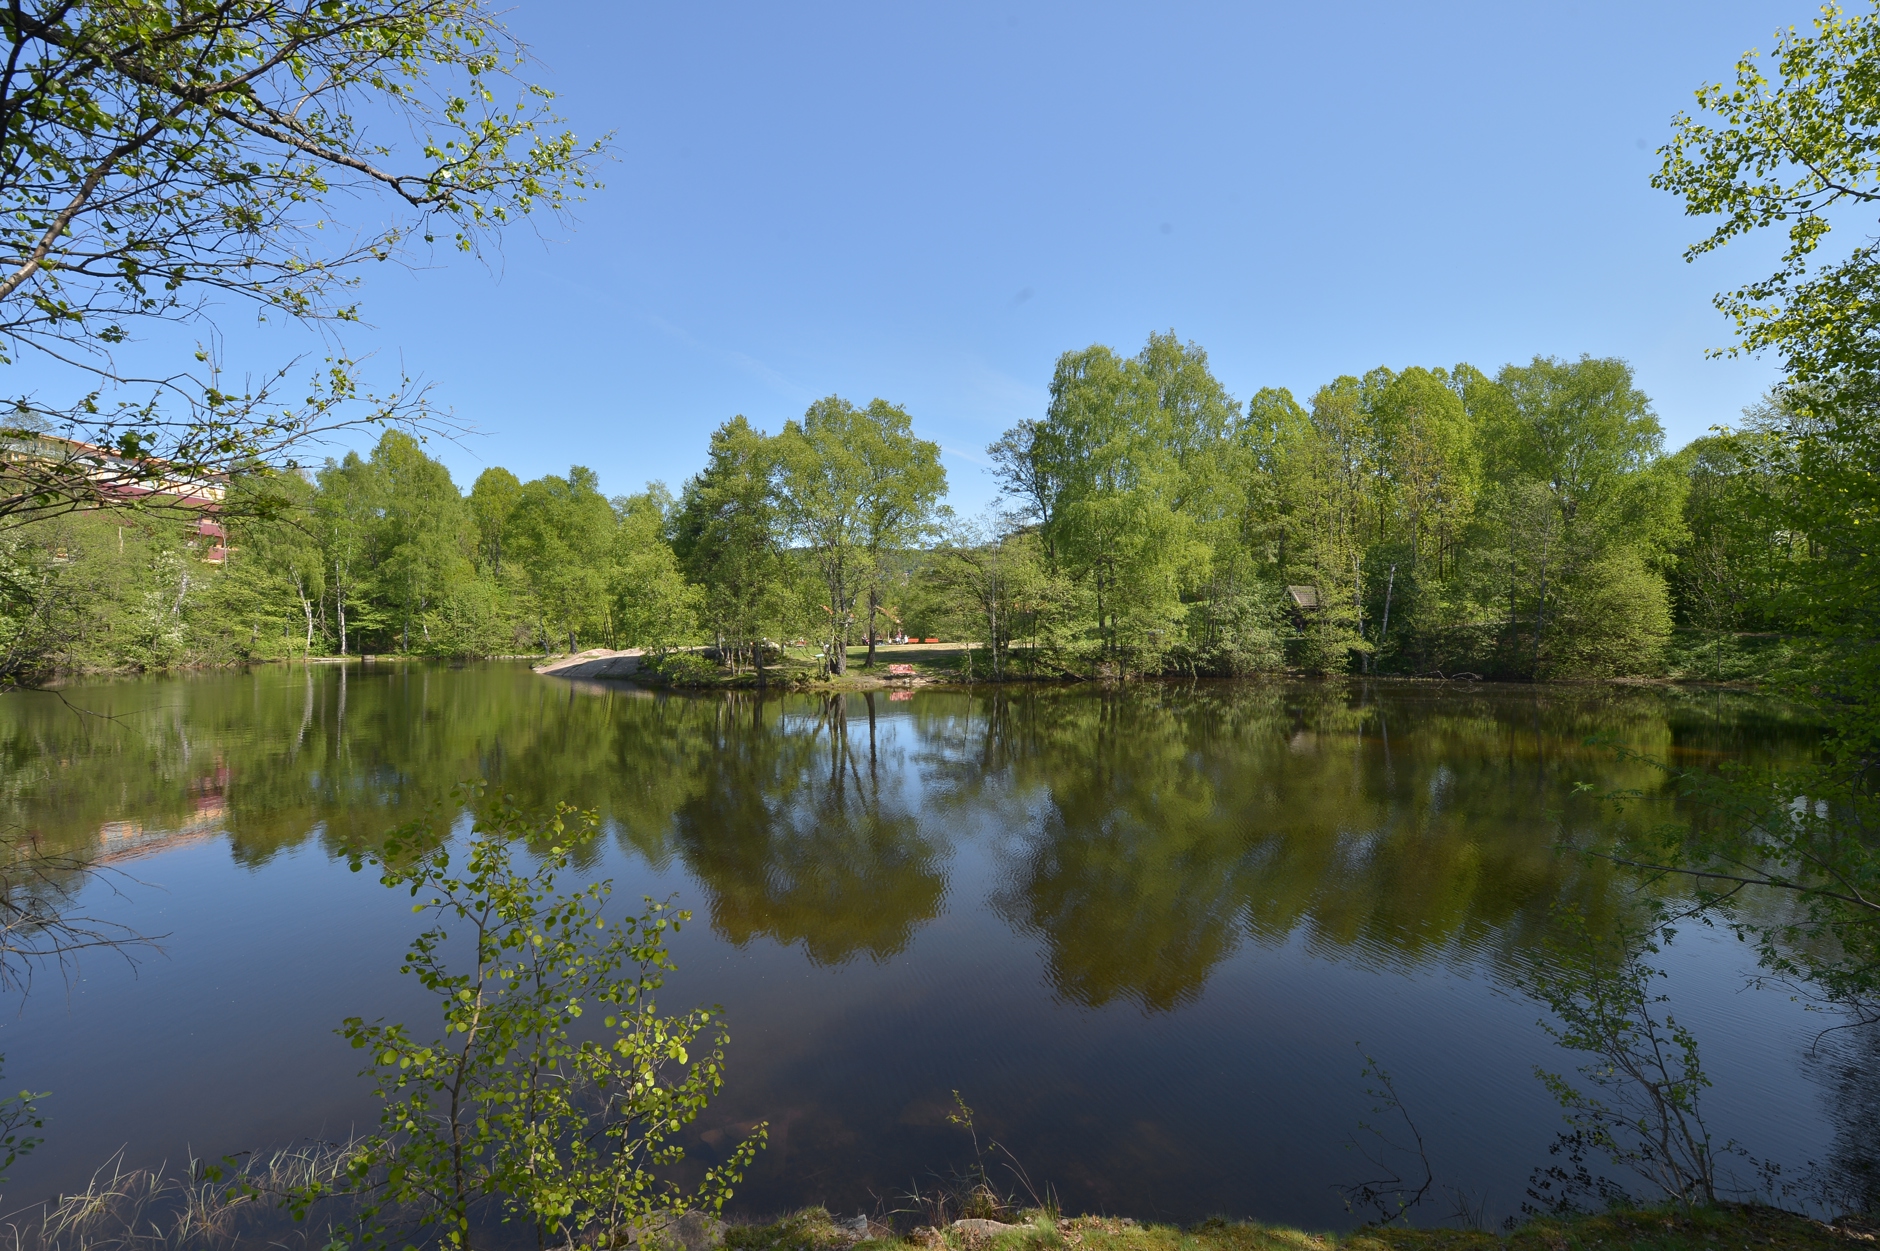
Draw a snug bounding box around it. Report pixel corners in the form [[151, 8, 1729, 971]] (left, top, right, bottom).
[[726, 1205, 1875, 1251]]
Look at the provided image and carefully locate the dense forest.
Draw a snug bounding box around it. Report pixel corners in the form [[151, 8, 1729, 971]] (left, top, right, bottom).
[[0, 337, 1832, 684]]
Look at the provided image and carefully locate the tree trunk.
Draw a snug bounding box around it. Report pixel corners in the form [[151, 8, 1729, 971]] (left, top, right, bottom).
[[829, 584, 847, 676], [295, 577, 314, 654], [1353, 554, 1365, 674], [1377, 565, 1396, 669], [1532, 526, 1551, 679], [988, 583, 1001, 681], [866, 587, 879, 668]]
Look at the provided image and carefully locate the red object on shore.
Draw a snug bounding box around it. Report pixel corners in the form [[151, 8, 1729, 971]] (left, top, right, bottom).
[[924, 637, 938, 643]]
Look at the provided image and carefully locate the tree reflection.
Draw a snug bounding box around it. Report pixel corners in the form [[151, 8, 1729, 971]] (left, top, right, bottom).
[[980, 689, 1256, 1011], [1803, 1023, 1880, 1215], [657, 693, 944, 965], [0, 667, 1822, 1006], [919, 682, 1819, 1012]]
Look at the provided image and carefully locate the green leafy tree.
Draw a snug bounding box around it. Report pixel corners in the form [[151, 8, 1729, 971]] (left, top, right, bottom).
[[774, 398, 943, 675], [0, 0, 601, 526], [1272, 376, 1374, 673], [1473, 357, 1685, 678], [854, 411, 945, 667], [367, 432, 472, 654], [315, 452, 382, 656], [1655, 3, 1880, 396], [1356, 366, 1482, 669], [198, 469, 325, 658], [916, 514, 1053, 681], [1588, 1, 1880, 1034], [612, 487, 699, 655], [1670, 413, 1812, 648], [987, 418, 1062, 559], [507, 467, 617, 653], [672, 417, 790, 671], [1028, 341, 1205, 671], [1369, 367, 1480, 579], [334, 795, 765, 1250], [468, 468, 524, 580]]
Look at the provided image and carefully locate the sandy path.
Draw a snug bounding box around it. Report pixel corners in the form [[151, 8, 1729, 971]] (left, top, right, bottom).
[[533, 648, 643, 679]]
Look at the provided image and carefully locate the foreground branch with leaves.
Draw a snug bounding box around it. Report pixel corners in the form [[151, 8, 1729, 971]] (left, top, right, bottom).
[[311, 793, 765, 1249], [0, 0, 603, 524], [1522, 919, 1722, 1214]]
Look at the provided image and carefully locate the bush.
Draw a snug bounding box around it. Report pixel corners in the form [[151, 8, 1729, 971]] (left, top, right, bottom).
[[1546, 551, 1674, 678], [648, 651, 721, 686], [1178, 583, 1286, 676]]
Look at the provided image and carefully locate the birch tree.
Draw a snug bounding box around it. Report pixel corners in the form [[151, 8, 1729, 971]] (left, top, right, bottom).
[[774, 398, 943, 675]]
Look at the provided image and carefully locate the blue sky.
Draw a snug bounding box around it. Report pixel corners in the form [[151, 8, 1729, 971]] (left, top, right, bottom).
[[88, 2, 1847, 512]]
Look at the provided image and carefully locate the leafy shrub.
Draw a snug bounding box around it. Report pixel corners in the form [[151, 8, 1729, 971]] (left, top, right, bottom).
[[322, 792, 765, 1248], [648, 651, 720, 686]]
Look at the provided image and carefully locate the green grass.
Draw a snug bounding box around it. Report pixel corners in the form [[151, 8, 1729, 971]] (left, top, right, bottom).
[[726, 1206, 1870, 1251]]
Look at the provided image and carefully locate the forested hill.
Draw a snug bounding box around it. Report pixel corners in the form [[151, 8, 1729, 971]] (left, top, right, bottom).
[[0, 338, 1825, 683]]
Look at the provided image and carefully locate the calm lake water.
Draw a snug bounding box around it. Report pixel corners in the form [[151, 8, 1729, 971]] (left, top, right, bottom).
[[0, 664, 1865, 1229]]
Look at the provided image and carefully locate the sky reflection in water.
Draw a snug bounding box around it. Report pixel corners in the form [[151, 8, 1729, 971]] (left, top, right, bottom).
[[0, 665, 1858, 1228]]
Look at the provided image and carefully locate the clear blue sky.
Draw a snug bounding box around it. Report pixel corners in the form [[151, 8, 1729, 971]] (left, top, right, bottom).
[[191, 2, 1848, 511]]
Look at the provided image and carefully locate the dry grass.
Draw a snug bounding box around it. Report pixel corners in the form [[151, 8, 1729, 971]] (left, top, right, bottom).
[[0, 1143, 374, 1251], [729, 1206, 1872, 1251], [3, 1163, 1869, 1251]]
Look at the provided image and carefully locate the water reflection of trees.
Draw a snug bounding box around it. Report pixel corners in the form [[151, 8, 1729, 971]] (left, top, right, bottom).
[[0, 668, 1820, 1005], [0, 672, 951, 968], [913, 682, 1820, 1012], [1804, 1024, 1880, 1215], [667, 693, 945, 965]]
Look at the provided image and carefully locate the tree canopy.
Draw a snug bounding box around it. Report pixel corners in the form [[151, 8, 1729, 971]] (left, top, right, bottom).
[[0, 0, 601, 525]]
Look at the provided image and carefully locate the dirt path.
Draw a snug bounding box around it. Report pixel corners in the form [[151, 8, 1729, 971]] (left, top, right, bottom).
[[533, 648, 643, 680]]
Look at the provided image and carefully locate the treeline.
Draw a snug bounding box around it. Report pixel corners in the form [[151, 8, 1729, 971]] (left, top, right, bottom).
[[0, 431, 700, 673], [0, 333, 1824, 681], [0, 395, 946, 676], [976, 334, 1708, 679], [945, 332, 1819, 681]]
